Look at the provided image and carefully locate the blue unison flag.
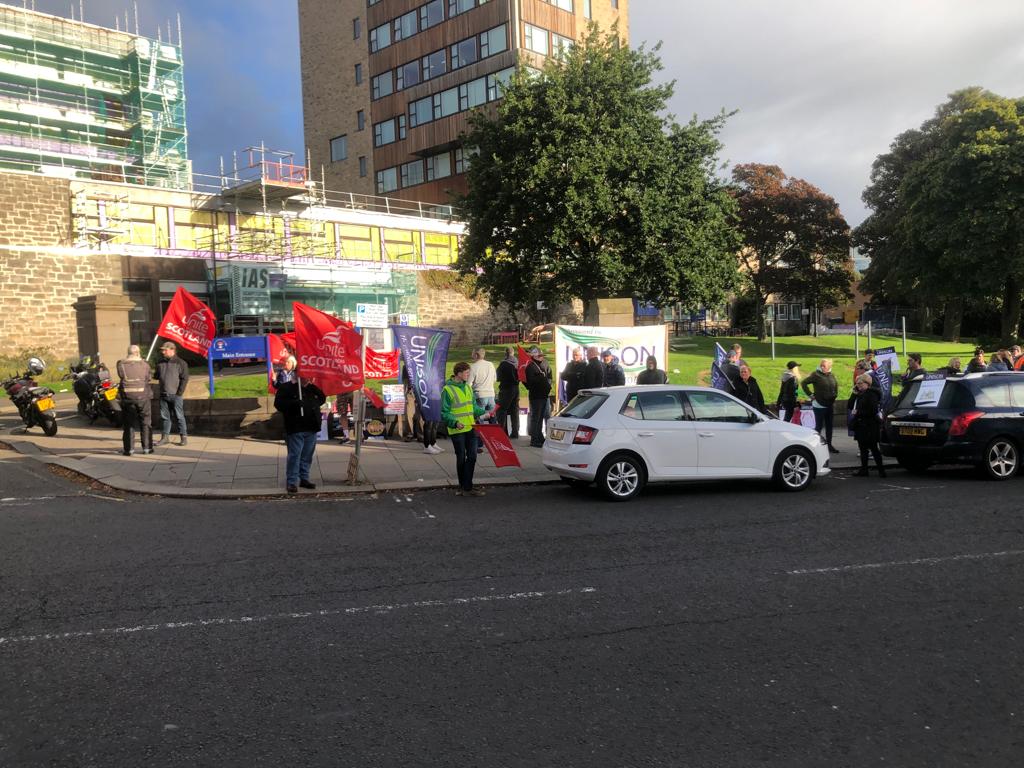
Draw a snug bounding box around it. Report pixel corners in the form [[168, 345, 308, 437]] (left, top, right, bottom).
[[710, 342, 731, 391], [873, 360, 894, 411], [392, 325, 452, 422]]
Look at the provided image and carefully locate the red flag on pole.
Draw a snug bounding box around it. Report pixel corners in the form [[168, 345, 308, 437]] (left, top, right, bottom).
[[516, 345, 532, 383], [157, 287, 217, 357], [292, 302, 364, 396], [364, 347, 400, 379], [362, 387, 385, 409], [474, 424, 522, 468]]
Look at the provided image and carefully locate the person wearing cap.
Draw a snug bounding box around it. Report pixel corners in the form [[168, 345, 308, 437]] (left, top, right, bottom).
[[524, 346, 552, 447], [601, 349, 626, 387], [776, 361, 801, 422], [154, 341, 189, 447]]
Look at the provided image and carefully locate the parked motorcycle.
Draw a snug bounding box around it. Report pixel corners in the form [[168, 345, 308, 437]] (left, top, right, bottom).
[[2, 357, 58, 436], [64, 355, 121, 427]]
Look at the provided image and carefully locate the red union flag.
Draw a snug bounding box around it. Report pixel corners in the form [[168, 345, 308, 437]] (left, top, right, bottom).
[[292, 302, 364, 396], [158, 287, 217, 356], [516, 345, 531, 383], [474, 424, 521, 468], [365, 347, 400, 379]]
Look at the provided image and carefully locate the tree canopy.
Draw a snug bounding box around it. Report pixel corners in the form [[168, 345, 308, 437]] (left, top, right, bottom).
[[856, 87, 1024, 341], [731, 164, 853, 339], [455, 27, 739, 318]]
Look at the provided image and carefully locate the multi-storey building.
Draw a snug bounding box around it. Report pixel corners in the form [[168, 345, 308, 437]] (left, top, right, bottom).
[[299, 0, 629, 209], [0, 3, 188, 189]]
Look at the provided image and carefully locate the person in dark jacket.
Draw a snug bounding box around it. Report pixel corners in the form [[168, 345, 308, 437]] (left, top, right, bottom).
[[720, 351, 742, 392], [735, 364, 767, 414], [154, 341, 189, 447], [559, 347, 588, 405], [936, 357, 962, 377], [851, 372, 886, 477], [524, 346, 552, 447], [117, 344, 153, 456], [965, 348, 987, 374], [583, 346, 605, 389], [801, 358, 839, 452], [495, 347, 521, 439], [986, 349, 1011, 372], [901, 352, 926, 384], [636, 355, 668, 385], [776, 361, 801, 422], [274, 379, 326, 493], [601, 349, 626, 387]]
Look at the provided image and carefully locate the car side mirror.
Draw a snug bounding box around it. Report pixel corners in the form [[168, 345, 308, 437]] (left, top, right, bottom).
[[748, 411, 762, 424]]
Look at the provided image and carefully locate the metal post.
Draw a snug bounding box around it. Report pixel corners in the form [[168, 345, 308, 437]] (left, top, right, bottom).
[[348, 334, 368, 485], [855, 321, 860, 360], [902, 316, 907, 356], [770, 320, 776, 360], [867, 321, 872, 351]]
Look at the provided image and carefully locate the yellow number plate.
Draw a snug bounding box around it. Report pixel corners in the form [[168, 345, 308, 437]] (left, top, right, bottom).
[[36, 397, 55, 412], [104, 387, 119, 401], [899, 427, 927, 437], [550, 429, 565, 440]]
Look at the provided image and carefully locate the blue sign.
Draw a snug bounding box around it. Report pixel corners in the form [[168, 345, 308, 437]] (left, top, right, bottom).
[[207, 336, 273, 396]]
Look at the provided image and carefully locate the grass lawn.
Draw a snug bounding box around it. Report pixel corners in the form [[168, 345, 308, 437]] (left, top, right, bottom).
[[198, 335, 979, 401]]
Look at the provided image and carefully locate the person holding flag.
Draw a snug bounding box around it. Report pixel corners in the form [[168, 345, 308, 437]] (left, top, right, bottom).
[[441, 362, 494, 496], [274, 375, 326, 494], [150, 286, 217, 360], [495, 347, 521, 439], [710, 342, 735, 392]]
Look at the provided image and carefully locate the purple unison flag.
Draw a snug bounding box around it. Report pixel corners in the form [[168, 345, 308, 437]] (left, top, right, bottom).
[[710, 342, 731, 391], [392, 325, 452, 422], [873, 360, 894, 411]]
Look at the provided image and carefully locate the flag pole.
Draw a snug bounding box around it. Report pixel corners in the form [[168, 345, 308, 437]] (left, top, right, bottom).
[[347, 332, 367, 485], [145, 336, 160, 362]]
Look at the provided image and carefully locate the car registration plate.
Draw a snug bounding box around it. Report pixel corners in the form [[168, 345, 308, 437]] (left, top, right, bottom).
[[104, 387, 119, 401], [36, 397, 55, 412], [899, 427, 928, 437], [550, 429, 565, 440]]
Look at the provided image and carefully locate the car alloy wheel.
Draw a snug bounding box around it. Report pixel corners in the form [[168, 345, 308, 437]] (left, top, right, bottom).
[[598, 454, 645, 501], [775, 448, 812, 491], [985, 438, 1018, 480]]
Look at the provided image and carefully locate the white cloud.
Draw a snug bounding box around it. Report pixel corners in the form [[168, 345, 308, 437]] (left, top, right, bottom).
[[632, 0, 1024, 225]]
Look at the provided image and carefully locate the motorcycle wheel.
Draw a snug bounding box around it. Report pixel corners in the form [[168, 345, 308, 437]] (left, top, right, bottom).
[[106, 409, 122, 428], [41, 415, 58, 437]]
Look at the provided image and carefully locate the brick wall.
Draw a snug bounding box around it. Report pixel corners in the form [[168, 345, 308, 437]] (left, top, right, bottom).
[[0, 172, 122, 359]]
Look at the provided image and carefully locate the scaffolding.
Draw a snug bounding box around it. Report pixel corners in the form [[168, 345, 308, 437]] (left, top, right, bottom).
[[0, 3, 188, 188]]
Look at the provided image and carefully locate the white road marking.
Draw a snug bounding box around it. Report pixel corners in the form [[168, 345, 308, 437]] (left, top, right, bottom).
[[0, 587, 597, 646], [788, 549, 1024, 576], [869, 484, 946, 493]]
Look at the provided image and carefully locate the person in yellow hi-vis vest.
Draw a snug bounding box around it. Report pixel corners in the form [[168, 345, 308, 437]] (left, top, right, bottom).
[[441, 361, 495, 497]]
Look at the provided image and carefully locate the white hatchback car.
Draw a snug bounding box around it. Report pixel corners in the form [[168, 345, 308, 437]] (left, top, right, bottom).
[[542, 385, 831, 500]]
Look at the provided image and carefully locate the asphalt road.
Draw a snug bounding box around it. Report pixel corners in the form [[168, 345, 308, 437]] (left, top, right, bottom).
[[2, 450, 1022, 767]]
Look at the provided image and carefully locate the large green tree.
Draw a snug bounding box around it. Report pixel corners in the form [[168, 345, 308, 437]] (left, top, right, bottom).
[[731, 164, 853, 339], [856, 87, 1024, 342], [455, 27, 739, 318]]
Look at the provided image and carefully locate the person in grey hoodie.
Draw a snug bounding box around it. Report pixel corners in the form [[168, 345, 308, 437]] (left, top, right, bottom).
[[636, 355, 668, 385]]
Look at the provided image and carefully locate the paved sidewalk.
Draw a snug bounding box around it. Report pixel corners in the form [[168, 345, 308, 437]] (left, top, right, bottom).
[[1, 407, 876, 498]]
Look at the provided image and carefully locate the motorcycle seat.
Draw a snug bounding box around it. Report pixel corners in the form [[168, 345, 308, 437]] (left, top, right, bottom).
[[29, 387, 51, 396]]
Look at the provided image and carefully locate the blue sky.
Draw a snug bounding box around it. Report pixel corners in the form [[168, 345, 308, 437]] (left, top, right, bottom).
[[20, 0, 1024, 225]]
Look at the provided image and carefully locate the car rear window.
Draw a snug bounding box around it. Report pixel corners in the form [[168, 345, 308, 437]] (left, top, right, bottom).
[[896, 380, 973, 409], [559, 392, 608, 419], [974, 381, 1011, 407]]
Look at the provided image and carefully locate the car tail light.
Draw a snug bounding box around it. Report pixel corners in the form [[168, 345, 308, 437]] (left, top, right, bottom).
[[101, 380, 111, 389], [949, 410, 984, 437], [573, 426, 598, 445]]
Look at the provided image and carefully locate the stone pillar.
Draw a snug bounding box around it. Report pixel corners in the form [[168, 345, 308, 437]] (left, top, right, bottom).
[[586, 298, 635, 327], [73, 294, 136, 367]]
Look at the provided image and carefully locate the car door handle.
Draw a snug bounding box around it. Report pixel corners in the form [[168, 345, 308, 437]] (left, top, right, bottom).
[[637, 432, 654, 437], [698, 432, 714, 438]]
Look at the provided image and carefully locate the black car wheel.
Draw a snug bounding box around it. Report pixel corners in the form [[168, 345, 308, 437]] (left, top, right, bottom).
[[597, 453, 646, 501], [773, 447, 814, 492], [981, 437, 1018, 481]]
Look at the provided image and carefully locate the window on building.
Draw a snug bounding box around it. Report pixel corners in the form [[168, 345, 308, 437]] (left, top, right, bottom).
[[354, 63, 363, 84], [583, 0, 591, 17], [398, 114, 407, 139], [396, 60, 420, 90], [393, 10, 417, 41], [454, 146, 477, 173], [479, 24, 507, 57], [420, 0, 444, 29], [353, 17, 361, 38], [372, 71, 393, 100], [486, 68, 514, 100], [543, 0, 573, 10], [422, 49, 446, 80], [448, 0, 475, 17], [551, 33, 573, 59], [458, 77, 487, 110], [409, 95, 433, 127], [433, 86, 459, 119], [370, 23, 391, 52], [374, 120, 393, 147], [611, 0, 618, 7], [427, 152, 452, 181], [357, 110, 365, 131], [368, 0, 382, 5], [359, 156, 368, 177], [400, 159, 425, 188], [330, 135, 348, 163], [524, 23, 548, 56], [376, 167, 398, 193], [450, 37, 479, 69]]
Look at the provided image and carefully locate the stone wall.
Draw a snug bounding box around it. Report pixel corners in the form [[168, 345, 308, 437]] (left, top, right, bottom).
[[0, 171, 122, 359]]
